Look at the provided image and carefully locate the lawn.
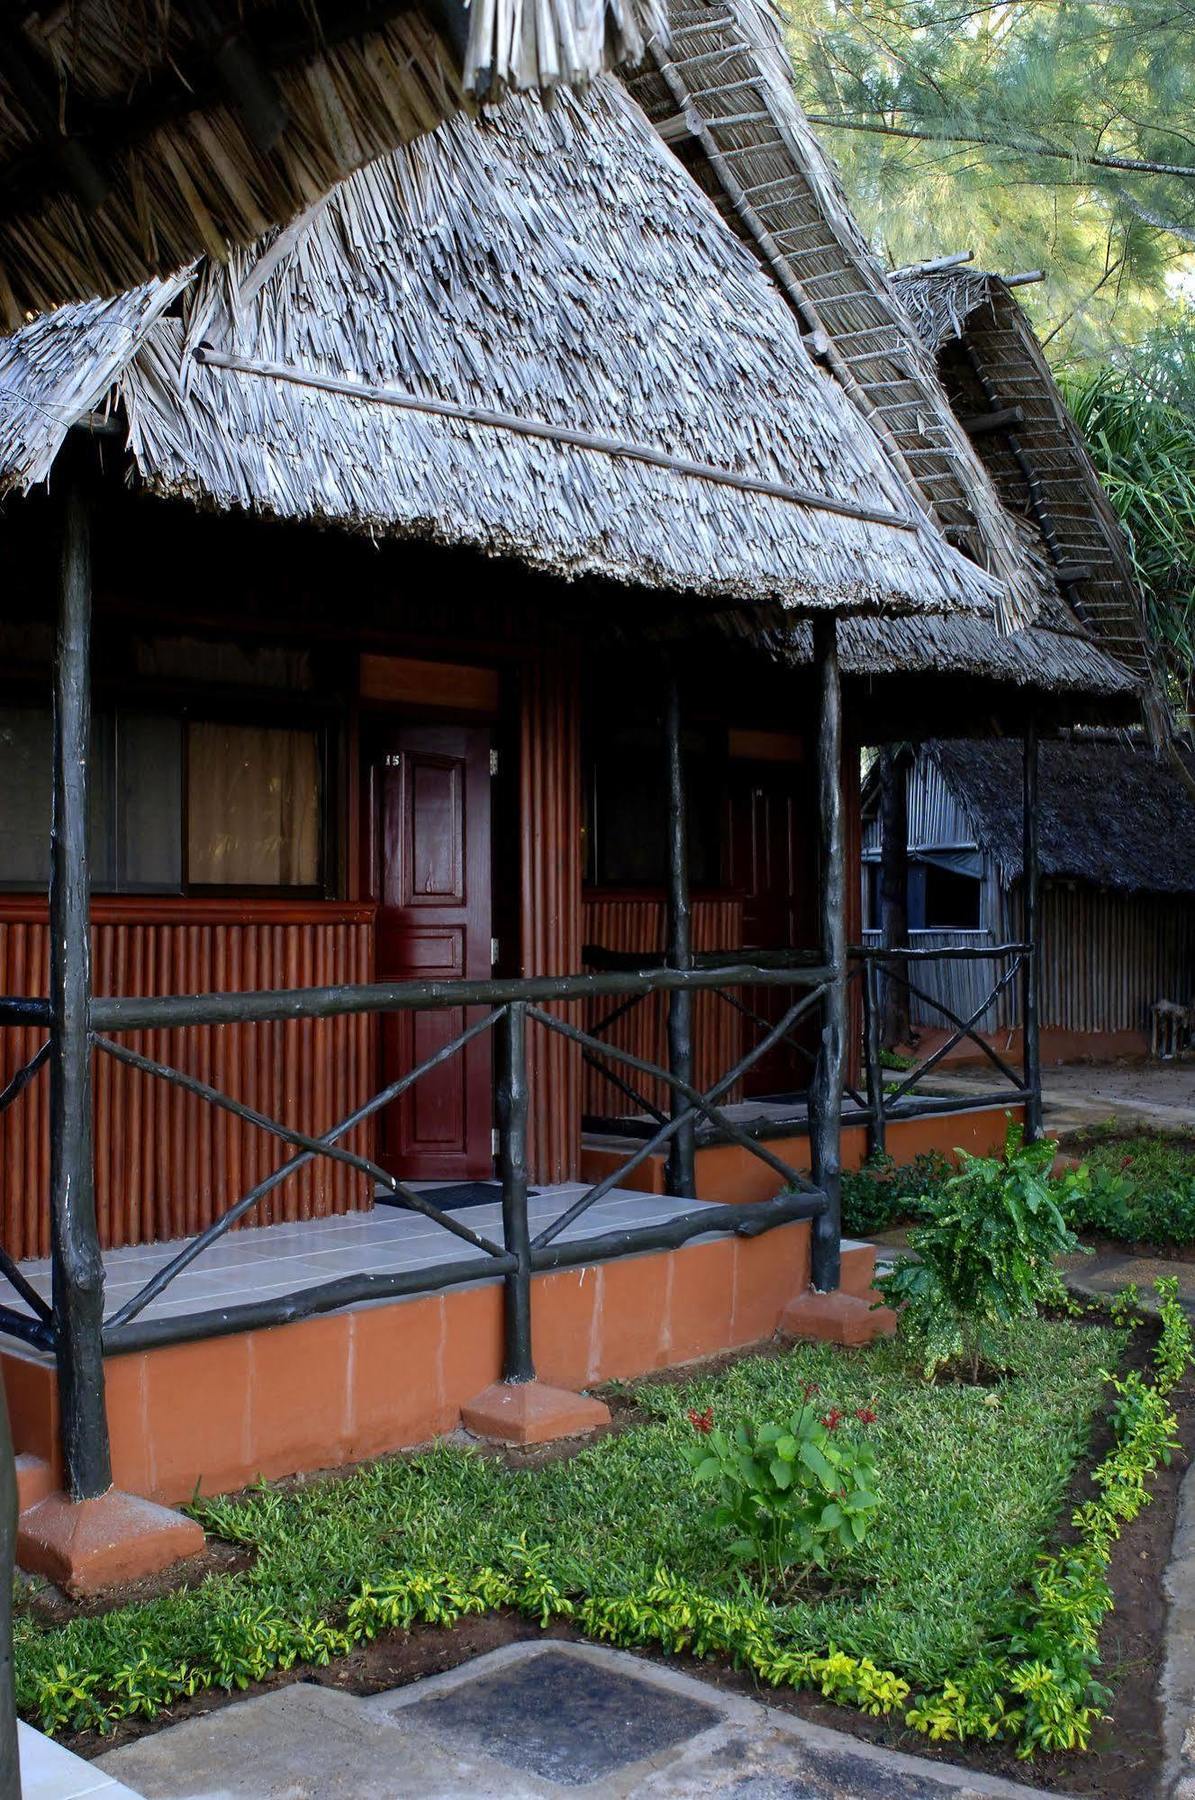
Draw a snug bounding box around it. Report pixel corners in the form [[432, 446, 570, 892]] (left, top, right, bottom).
[[15, 1316, 1124, 1739]]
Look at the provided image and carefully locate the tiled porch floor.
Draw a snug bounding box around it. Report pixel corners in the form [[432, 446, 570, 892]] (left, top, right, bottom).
[[11, 1185, 724, 1327]]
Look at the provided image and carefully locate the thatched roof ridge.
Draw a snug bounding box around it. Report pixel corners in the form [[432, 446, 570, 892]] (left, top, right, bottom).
[[0, 0, 667, 331], [893, 267, 1153, 683], [927, 735, 1195, 894], [0, 81, 998, 621], [620, 0, 1053, 630]]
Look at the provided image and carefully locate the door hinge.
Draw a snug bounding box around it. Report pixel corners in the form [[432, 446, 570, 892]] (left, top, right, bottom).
[[491, 935, 500, 966], [492, 1126, 500, 1157], [489, 748, 499, 777]]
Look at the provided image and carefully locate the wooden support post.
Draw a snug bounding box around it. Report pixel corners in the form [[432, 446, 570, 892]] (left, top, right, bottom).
[[499, 1001, 535, 1383], [878, 745, 910, 1048], [1022, 725, 1043, 1142], [862, 957, 886, 1162], [810, 617, 844, 1292], [50, 469, 112, 1501], [663, 672, 696, 1198]]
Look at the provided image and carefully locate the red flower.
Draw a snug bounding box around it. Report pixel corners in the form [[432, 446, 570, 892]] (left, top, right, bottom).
[[856, 1407, 878, 1426], [688, 1406, 714, 1435], [821, 1407, 844, 1431], [802, 1382, 820, 1400], [1121, 1155, 1135, 1169]]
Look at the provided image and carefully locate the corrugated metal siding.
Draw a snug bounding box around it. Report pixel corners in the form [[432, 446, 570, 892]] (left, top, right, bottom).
[[0, 905, 374, 1262], [908, 755, 978, 853], [519, 650, 584, 1183], [1037, 885, 1195, 1033], [581, 895, 744, 1115]]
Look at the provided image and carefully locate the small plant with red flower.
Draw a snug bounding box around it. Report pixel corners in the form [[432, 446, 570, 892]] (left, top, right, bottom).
[[681, 1390, 881, 1591]]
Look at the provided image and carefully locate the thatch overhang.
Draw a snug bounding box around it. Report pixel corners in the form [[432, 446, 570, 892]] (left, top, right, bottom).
[[892, 267, 1153, 685], [0, 0, 668, 331], [0, 80, 1000, 631], [924, 736, 1195, 895], [620, 0, 1052, 631]]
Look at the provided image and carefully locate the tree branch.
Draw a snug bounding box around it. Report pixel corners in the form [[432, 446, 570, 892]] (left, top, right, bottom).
[[803, 111, 1195, 181]]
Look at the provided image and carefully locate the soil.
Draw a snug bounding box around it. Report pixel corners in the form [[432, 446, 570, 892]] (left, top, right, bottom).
[[52, 1323, 1193, 1796]]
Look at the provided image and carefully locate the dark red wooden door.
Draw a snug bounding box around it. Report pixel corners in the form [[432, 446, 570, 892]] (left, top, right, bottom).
[[724, 762, 816, 1097], [376, 725, 493, 1179]]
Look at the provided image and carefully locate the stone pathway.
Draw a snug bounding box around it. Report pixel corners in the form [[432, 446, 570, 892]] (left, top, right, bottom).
[[95, 1642, 1057, 1799], [921, 1060, 1195, 1140]]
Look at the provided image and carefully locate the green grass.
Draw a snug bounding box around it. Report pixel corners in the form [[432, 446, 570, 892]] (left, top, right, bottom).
[[15, 1317, 1122, 1733]]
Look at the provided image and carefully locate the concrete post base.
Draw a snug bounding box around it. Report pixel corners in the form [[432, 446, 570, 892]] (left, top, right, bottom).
[[17, 1488, 205, 1597], [461, 1380, 611, 1446], [778, 1289, 897, 1347]]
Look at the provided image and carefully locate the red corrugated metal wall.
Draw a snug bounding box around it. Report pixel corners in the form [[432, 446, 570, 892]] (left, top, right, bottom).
[[580, 895, 745, 1116], [0, 902, 374, 1260]]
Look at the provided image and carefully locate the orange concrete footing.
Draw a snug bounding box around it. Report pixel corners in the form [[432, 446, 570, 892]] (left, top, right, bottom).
[[461, 1380, 612, 1445], [893, 1027, 1148, 1068], [17, 1488, 205, 1596], [779, 1291, 897, 1346], [580, 1103, 1023, 1206]]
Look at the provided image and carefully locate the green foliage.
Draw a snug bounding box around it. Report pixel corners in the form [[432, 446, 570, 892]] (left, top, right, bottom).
[[1060, 351, 1195, 725], [681, 1395, 880, 1587], [878, 1124, 1079, 1379], [782, 0, 1195, 359], [840, 1150, 950, 1237], [1061, 1130, 1195, 1246], [12, 1318, 1130, 1758]]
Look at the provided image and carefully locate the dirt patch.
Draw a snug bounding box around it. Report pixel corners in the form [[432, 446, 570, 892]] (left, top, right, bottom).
[[16, 1537, 254, 1626]]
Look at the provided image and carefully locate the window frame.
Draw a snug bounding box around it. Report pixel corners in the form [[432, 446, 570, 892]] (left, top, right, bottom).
[[0, 688, 338, 901]]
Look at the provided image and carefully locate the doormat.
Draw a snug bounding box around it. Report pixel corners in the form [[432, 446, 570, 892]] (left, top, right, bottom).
[[379, 1181, 538, 1212]]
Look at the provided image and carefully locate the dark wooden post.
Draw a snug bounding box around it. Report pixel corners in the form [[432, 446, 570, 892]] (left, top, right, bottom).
[[862, 956, 886, 1161], [0, 1387, 17, 1799], [50, 468, 112, 1501], [1022, 724, 1043, 1142], [663, 672, 696, 1198], [878, 744, 910, 1048], [499, 1000, 535, 1382], [810, 617, 845, 1292]]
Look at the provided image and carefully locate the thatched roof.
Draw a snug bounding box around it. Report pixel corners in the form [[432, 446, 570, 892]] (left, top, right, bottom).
[[0, 0, 667, 331], [620, 0, 1053, 631], [893, 267, 1153, 683], [928, 736, 1195, 894], [0, 80, 998, 626]]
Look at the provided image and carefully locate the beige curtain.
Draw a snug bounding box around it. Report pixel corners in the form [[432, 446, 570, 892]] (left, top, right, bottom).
[[188, 724, 319, 887]]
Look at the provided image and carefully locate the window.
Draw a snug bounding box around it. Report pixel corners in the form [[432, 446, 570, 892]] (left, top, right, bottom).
[[0, 703, 326, 894], [587, 721, 719, 888], [922, 864, 982, 931]]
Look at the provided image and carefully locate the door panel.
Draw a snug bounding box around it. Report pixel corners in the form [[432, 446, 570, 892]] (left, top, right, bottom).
[[725, 761, 816, 1097], [375, 725, 493, 1180]]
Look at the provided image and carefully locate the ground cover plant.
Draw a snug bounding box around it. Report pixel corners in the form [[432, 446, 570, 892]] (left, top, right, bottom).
[[18, 1303, 1174, 1760], [840, 1149, 950, 1237], [1062, 1125, 1195, 1248]]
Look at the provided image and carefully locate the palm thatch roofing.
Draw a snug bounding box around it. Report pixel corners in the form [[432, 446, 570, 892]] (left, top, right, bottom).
[[0, 0, 667, 331], [893, 267, 1152, 683], [616, 0, 1144, 711], [620, 0, 1050, 631], [0, 79, 999, 627], [925, 736, 1195, 895]]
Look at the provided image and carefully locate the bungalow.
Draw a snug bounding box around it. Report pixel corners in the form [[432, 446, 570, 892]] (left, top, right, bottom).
[[862, 735, 1195, 1063], [0, 0, 1149, 1591]]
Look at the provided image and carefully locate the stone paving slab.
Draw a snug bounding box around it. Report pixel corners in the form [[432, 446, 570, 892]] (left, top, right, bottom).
[[98, 1641, 1064, 1800]]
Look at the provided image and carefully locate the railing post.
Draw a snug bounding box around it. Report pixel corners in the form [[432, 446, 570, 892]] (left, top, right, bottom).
[[663, 671, 696, 1198], [862, 956, 886, 1161], [498, 1001, 535, 1383], [1022, 723, 1043, 1141], [810, 616, 844, 1292], [50, 462, 112, 1501]]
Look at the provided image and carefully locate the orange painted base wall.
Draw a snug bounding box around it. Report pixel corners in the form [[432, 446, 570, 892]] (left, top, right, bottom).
[[580, 1105, 1023, 1205], [1, 1224, 835, 1506], [897, 1027, 1150, 1067]]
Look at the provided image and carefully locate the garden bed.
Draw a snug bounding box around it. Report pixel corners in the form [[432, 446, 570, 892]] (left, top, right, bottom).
[[16, 1298, 1191, 1792]]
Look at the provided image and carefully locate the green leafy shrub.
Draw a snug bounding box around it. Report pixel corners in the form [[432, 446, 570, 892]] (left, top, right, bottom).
[[878, 1124, 1079, 1380], [1062, 1143, 1195, 1247], [681, 1394, 880, 1589], [840, 1150, 951, 1237]]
